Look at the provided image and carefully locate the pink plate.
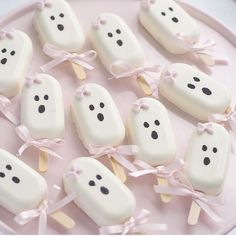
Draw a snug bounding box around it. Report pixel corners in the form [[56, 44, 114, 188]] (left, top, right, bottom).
[[0, 0, 236, 234]]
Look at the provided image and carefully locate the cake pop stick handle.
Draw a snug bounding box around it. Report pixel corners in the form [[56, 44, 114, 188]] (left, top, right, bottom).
[[188, 201, 201, 225], [109, 155, 127, 183], [137, 75, 153, 95], [39, 151, 48, 172], [157, 177, 172, 203]]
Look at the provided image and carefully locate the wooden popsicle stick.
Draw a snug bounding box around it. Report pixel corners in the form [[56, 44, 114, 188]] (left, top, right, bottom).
[[71, 63, 86, 80], [137, 75, 153, 95], [188, 201, 201, 225], [50, 211, 75, 229], [157, 177, 172, 203], [109, 155, 127, 183], [39, 151, 48, 173], [198, 54, 215, 66]]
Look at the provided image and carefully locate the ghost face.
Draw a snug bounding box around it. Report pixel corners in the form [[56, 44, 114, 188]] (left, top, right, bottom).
[[0, 149, 47, 215], [0, 30, 32, 97], [127, 97, 176, 166], [34, 0, 85, 52], [90, 13, 144, 70], [21, 74, 65, 140], [159, 63, 231, 121], [184, 123, 230, 195], [72, 83, 125, 147], [63, 158, 136, 226]]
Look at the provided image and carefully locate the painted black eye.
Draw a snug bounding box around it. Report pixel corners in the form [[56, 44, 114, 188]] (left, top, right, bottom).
[[143, 122, 149, 128], [96, 174, 102, 180], [6, 165, 12, 170], [116, 29, 121, 34], [50, 16, 55, 20], [0, 172, 5, 178], [12, 176, 20, 184], [34, 95, 40, 101], [187, 83, 195, 89], [193, 77, 200, 82], [44, 95, 49, 100], [89, 104, 95, 111], [1, 48, 6, 53], [89, 180, 95, 186], [100, 102, 105, 108], [107, 32, 113, 37], [169, 7, 173, 11], [161, 12, 166, 16], [59, 13, 64, 18], [154, 120, 160, 126], [213, 147, 217, 153], [10, 50, 15, 56], [202, 145, 207, 151]]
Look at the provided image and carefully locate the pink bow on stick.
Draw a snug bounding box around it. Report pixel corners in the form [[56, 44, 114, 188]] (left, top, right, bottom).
[[41, 44, 97, 72], [36, 0, 52, 11], [141, 0, 156, 10], [99, 209, 167, 235], [162, 70, 178, 85], [197, 122, 214, 135], [65, 164, 82, 180], [92, 17, 107, 29], [109, 61, 161, 80], [132, 99, 149, 113], [16, 125, 64, 160], [75, 86, 91, 100], [25, 74, 42, 88], [0, 28, 15, 40], [88, 144, 138, 172]]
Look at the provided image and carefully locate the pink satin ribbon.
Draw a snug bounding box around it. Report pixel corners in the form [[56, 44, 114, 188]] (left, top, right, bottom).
[[88, 144, 138, 172], [16, 125, 64, 160], [0, 28, 14, 40], [0, 221, 17, 235], [65, 164, 82, 180], [130, 159, 185, 179], [197, 122, 214, 135], [108, 61, 161, 80], [162, 70, 178, 85], [92, 17, 107, 29], [41, 44, 97, 72], [132, 99, 149, 113], [36, 0, 52, 11], [75, 86, 91, 100], [25, 74, 42, 88], [141, 0, 156, 10], [154, 174, 224, 223], [99, 209, 167, 235], [0, 95, 19, 125], [209, 106, 236, 134]]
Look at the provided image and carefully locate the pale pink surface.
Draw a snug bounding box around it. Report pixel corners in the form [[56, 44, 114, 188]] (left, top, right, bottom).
[[0, 0, 236, 234]]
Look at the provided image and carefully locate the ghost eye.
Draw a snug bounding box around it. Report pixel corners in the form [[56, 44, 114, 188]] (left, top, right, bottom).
[[10, 50, 15, 56], [193, 77, 200, 82], [96, 174, 102, 180], [89, 104, 95, 111], [213, 147, 217, 153], [0, 172, 5, 178], [161, 12, 166, 16], [44, 95, 49, 100], [154, 120, 160, 126], [59, 13, 64, 18], [6, 165, 12, 170], [50, 16, 55, 20], [34, 95, 40, 101], [169, 7, 173, 11], [107, 32, 113, 37], [100, 102, 105, 108], [202, 145, 207, 151], [116, 29, 121, 34], [1, 48, 7, 53], [143, 122, 149, 128]]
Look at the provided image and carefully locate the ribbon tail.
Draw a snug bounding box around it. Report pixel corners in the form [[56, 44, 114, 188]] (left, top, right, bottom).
[[0, 221, 17, 235], [72, 60, 94, 70], [129, 169, 155, 177], [112, 154, 138, 172], [39, 147, 64, 160], [99, 225, 124, 235], [18, 143, 32, 156], [38, 211, 47, 235], [135, 224, 167, 234], [40, 57, 66, 72], [1, 109, 19, 125]]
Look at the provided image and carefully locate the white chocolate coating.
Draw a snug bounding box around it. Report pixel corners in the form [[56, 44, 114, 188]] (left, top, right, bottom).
[[127, 97, 176, 166], [0, 30, 33, 97], [21, 74, 64, 140], [71, 83, 125, 148], [159, 63, 231, 121], [139, 0, 200, 54], [0, 149, 47, 215], [89, 13, 144, 71], [34, 0, 85, 52], [63, 157, 136, 226], [184, 123, 230, 195]]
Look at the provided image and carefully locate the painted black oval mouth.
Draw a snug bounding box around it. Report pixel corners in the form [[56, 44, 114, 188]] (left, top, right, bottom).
[[203, 157, 210, 166], [202, 87, 212, 96], [100, 186, 109, 195], [97, 113, 104, 122], [38, 105, 45, 113], [117, 40, 123, 46], [172, 17, 179, 23], [57, 24, 64, 31], [151, 131, 158, 140], [1, 58, 7, 65]]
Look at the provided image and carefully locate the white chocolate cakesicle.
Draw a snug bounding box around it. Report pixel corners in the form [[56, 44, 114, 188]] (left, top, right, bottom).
[[184, 123, 230, 195], [71, 83, 125, 148], [89, 13, 144, 71], [0, 30, 33, 97], [21, 74, 64, 140], [0, 149, 47, 215], [34, 0, 85, 52], [139, 0, 200, 54], [63, 157, 136, 226], [127, 97, 176, 166], [159, 63, 231, 121]]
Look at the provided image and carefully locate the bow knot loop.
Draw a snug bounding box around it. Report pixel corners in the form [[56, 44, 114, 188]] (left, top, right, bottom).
[[92, 17, 107, 29], [162, 70, 178, 85], [36, 0, 52, 11], [141, 0, 156, 10], [75, 86, 92, 100], [197, 122, 214, 135], [66, 164, 82, 180], [0, 28, 15, 40], [132, 99, 149, 113], [26, 74, 42, 88]]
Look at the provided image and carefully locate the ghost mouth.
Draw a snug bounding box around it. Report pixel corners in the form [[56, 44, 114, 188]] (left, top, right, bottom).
[[151, 131, 158, 140], [97, 113, 104, 122], [1, 58, 7, 65], [38, 105, 45, 113], [116, 40, 123, 47], [57, 24, 64, 31], [203, 157, 210, 166]]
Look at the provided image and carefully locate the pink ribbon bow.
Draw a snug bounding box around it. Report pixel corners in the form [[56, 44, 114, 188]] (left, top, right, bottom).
[[109, 61, 161, 80], [130, 159, 185, 179], [91, 17, 107, 29], [16, 125, 64, 160], [197, 122, 214, 135], [141, 0, 156, 10], [209, 105, 236, 134], [25, 74, 42, 88], [41, 44, 97, 72], [15, 201, 49, 235], [0, 95, 19, 125], [0, 221, 17, 234], [99, 209, 167, 235], [88, 144, 138, 172], [65, 164, 82, 180], [0, 28, 15, 40], [36, 0, 52, 11], [154, 175, 224, 223], [132, 99, 149, 113], [162, 70, 178, 85], [75, 86, 91, 100]]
